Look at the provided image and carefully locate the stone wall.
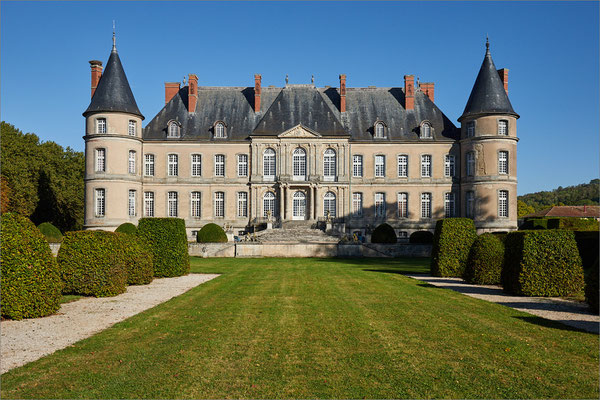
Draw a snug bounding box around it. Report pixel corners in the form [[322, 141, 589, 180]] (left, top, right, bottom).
[[188, 242, 236, 257]]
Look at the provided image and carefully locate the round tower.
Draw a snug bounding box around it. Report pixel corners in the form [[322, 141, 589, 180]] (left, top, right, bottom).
[[458, 39, 519, 232], [83, 33, 144, 230]]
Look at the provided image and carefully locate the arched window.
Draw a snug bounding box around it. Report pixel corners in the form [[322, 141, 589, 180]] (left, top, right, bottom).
[[168, 122, 180, 138], [374, 122, 385, 138], [214, 122, 226, 138], [323, 191, 336, 218], [323, 148, 336, 181], [421, 122, 432, 138], [263, 191, 276, 218], [293, 191, 306, 220], [263, 148, 276, 180], [292, 148, 306, 180]]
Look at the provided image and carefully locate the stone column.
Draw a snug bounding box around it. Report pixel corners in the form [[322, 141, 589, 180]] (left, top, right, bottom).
[[285, 186, 291, 220], [279, 185, 284, 220]]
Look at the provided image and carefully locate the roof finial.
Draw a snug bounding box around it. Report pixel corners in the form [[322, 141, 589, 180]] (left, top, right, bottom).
[[486, 34, 489, 52], [112, 20, 116, 52], [285, 74, 289, 85], [311, 74, 314, 85]]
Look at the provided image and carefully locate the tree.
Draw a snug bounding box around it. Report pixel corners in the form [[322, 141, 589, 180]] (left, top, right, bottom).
[[1, 176, 11, 214]]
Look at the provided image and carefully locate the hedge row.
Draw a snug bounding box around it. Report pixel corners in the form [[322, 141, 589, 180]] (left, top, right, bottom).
[[430, 219, 477, 277], [520, 217, 599, 231], [464, 233, 504, 285], [138, 218, 189, 277]]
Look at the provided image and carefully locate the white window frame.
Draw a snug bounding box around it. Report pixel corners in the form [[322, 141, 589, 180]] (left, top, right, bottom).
[[263, 148, 276, 181], [421, 122, 432, 139], [95, 188, 105, 217], [375, 192, 386, 218], [128, 190, 136, 217], [168, 122, 180, 138], [323, 149, 336, 181], [263, 191, 276, 218], [397, 192, 408, 218], [214, 154, 225, 177], [167, 191, 178, 217], [191, 154, 202, 177], [323, 191, 336, 218], [191, 191, 201, 218], [214, 192, 225, 218], [352, 192, 363, 218], [144, 191, 155, 217], [237, 192, 248, 218], [397, 154, 408, 178], [95, 148, 106, 172], [168, 154, 179, 177], [292, 148, 307, 181], [466, 152, 475, 176], [421, 154, 432, 177], [498, 150, 509, 175], [96, 118, 106, 134], [144, 154, 155, 176], [374, 122, 385, 138], [128, 150, 136, 174], [237, 154, 248, 177], [498, 120, 508, 136], [444, 192, 456, 218], [444, 154, 455, 177], [421, 192, 432, 219], [375, 155, 385, 178], [498, 190, 509, 218], [353, 155, 363, 177], [214, 122, 226, 138], [128, 120, 136, 136]]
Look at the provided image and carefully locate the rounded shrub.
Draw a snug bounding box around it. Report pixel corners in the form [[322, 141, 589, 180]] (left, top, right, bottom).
[[371, 223, 397, 244], [409, 230, 434, 244], [585, 257, 599, 314], [1, 213, 62, 320], [464, 233, 504, 285], [137, 218, 190, 277], [430, 218, 477, 277], [116, 233, 154, 285], [197, 223, 228, 243], [115, 222, 137, 235], [38, 222, 63, 243], [58, 230, 127, 297]]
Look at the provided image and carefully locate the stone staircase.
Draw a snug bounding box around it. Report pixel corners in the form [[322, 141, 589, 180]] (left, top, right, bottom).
[[255, 226, 339, 243]]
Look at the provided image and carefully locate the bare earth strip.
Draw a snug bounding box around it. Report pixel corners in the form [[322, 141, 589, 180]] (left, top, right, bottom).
[[405, 275, 599, 334], [1, 273, 219, 374]]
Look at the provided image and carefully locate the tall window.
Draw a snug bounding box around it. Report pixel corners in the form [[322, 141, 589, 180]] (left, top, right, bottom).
[[128, 190, 136, 217], [95, 188, 105, 217], [374, 122, 385, 138], [498, 151, 508, 174], [444, 154, 455, 177], [95, 148, 106, 172], [352, 193, 363, 217], [214, 122, 226, 138], [499, 190, 509, 217], [168, 154, 178, 176], [263, 148, 276, 180], [323, 191, 336, 217], [144, 192, 154, 217], [421, 122, 432, 138], [263, 192, 276, 218], [421, 193, 432, 218], [397, 192, 408, 218], [168, 191, 178, 217], [466, 191, 475, 219], [375, 155, 385, 177], [191, 154, 202, 177], [237, 192, 248, 217], [128, 150, 136, 174], [191, 192, 201, 218], [323, 149, 336, 181], [375, 192, 386, 217], [353, 155, 363, 177], [466, 152, 475, 176], [214, 154, 225, 177], [96, 118, 106, 134], [397, 155, 408, 177], [144, 154, 155, 176], [421, 154, 432, 177], [168, 122, 180, 138], [466, 121, 475, 137], [214, 192, 225, 217], [128, 120, 136, 136], [237, 154, 248, 177], [444, 192, 455, 218], [498, 120, 508, 135], [293, 148, 307, 180]]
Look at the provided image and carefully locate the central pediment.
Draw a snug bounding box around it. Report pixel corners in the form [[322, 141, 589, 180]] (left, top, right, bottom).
[[277, 124, 322, 138]]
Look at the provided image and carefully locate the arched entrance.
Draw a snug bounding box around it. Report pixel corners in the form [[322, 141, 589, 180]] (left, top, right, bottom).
[[292, 191, 306, 220]]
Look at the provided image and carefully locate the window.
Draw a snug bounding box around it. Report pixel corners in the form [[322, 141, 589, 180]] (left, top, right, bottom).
[[214, 122, 226, 138], [323, 149, 336, 181], [263, 192, 276, 218], [466, 121, 475, 138], [421, 122, 432, 138], [168, 154, 179, 176], [444, 154, 455, 177], [397, 192, 408, 218], [353, 155, 363, 177], [128, 120, 136, 136], [128, 190, 136, 217], [323, 191, 336, 218], [238, 192, 248, 217], [144, 154, 155, 176], [293, 148, 307, 180], [375, 155, 385, 177], [397, 231, 408, 242], [214, 154, 225, 177], [128, 150, 136, 174], [263, 148, 276, 180], [499, 190, 509, 218], [95, 148, 106, 172], [168, 191, 178, 217], [375, 192, 386, 217], [352, 193, 363, 217], [397, 155, 408, 177], [191, 154, 202, 177], [421, 193, 432, 218], [237, 154, 248, 177], [214, 192, 225, 217], [444, 192, 456, 218], [498, 151, 508, 175], [96, 118, 106, 134], [168, 122, 180, 138], [466, 152, 475, 176], [466, 191, 475, 219], [191, 192, 201, 218], [374, 122, 385, 138], [498, 120, 508, 135], [95, 188, 105, 217], [144, 192, 154, 217], [421, 155, 432, 177]]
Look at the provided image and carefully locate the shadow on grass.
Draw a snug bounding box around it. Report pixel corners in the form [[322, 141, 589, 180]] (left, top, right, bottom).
[[315, 257, 431, 275], [513, 316, 598, 334]]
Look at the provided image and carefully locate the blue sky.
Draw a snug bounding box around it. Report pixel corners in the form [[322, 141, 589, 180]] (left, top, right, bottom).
[[1, 1, 598, 195]]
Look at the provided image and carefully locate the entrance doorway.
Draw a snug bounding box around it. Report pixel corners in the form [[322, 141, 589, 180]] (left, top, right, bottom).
[[292, 191, 306, 220]]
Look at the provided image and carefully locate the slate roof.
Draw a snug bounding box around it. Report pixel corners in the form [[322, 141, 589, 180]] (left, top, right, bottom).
[[523, 206, 600, 219], [83, 47, 144, 119]]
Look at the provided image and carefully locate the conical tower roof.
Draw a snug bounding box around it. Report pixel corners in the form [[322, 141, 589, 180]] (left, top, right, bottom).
[[83, 41, 144, 119], [459, 41, 518, 121]]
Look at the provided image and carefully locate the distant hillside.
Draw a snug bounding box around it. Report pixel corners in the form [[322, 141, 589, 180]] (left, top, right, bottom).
[[518, 179, 599, 217]]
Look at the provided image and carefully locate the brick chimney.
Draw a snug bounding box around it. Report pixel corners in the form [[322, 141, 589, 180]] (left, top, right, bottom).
[[421, 82, 435, 102], [497, 68, 509, 94], [339, 74, 346, 113], [89, 60, 103, 98], [404, 75, 415, 110], [254, 74, 262, 112], [164, 82, 180, 104], [188, 74, 198, 112]]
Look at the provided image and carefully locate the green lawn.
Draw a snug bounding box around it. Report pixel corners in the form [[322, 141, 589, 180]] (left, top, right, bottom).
[[2, 257, 598, 399]]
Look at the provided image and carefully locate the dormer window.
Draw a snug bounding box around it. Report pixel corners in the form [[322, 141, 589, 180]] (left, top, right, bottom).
[[214, 122, 226, 138], [168, 121, 180, 138], [420, 122, 432, 139], [374, 121, 386, 138]]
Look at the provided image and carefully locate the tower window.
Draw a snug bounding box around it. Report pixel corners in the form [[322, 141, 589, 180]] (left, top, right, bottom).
[[498, 190, 509, 218], [466, 152, 475, 176], [466, 121, 475, 137], [128, 150, 136, 174], [96, 118, 106, 134], [498, 151, 509, 174], [95, 148, 106, 172], [421, 122, 432, 138], [128, 190, 136, 217], [95, 188, 105, 217], [498, 120, 508, 135], [466, 191, 475, 219], [128, 120, 136, 136]]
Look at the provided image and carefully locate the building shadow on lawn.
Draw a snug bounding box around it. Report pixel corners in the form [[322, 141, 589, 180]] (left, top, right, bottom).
[[315, 257, 431, 275], [513, 316, 598, 334]]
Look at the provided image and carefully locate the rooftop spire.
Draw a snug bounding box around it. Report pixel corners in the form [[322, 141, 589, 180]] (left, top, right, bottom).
[[486, 34, 489, 53], [112, 20, 116, 52]]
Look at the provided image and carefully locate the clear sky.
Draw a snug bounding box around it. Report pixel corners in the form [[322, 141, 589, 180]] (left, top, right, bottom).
[[1, 1, 598, 195]]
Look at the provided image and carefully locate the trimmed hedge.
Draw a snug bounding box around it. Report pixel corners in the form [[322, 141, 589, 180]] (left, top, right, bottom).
[[371, 223, 397, 244], [464, 233, 504, 285], [197, 223, 228, 243], [520, 217, 599, 231], [58, 230, 128, 297], [502, 230, 585, 296], [430, 219, 477, 277], [1, 213, 62, 320], [115, 222, 137, 235], [137, 218, 190, 277], [116, 233, 154, 285], [37, 222, 63, 243], [409, 231, 434, 244], [585, 257, 599, 314]]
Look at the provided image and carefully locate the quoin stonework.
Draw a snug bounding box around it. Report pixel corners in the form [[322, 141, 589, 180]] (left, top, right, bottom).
[[83, 36, 519, 239]]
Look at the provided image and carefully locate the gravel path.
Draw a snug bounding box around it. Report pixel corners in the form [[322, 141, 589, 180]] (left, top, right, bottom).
[[405, 275, 599, 334], [1, 273, 219, 374]]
